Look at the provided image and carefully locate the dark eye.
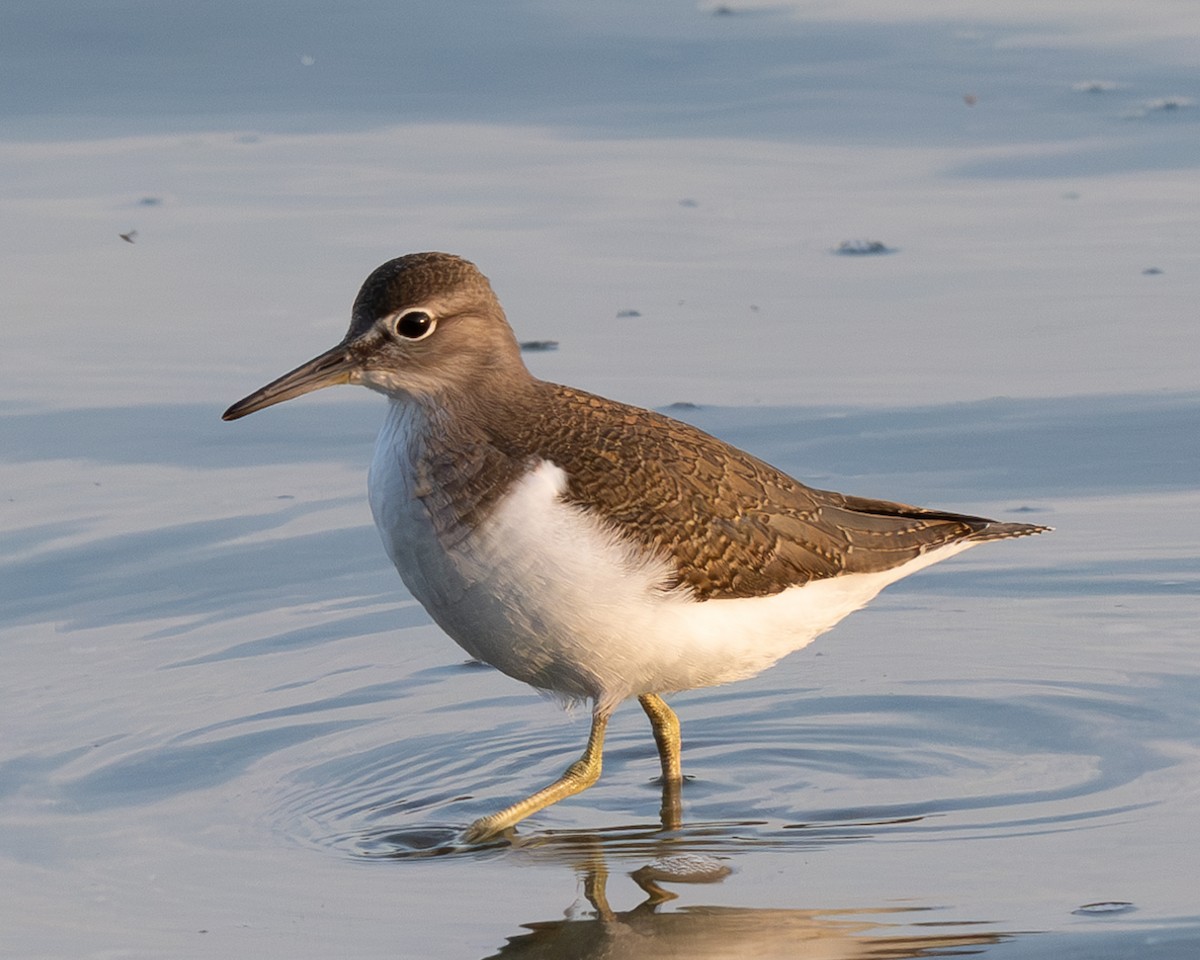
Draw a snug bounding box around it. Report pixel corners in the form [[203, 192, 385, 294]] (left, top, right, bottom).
[[393, 310, 436, 340]]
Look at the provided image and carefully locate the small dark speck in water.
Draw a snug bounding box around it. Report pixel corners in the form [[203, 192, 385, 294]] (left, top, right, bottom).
[[1145, 98, 1190, 112], [679, 198, 699, 207], [119, 230, 137, 243], [1127, 97, 1195, 118], [834, 239, 895, 255], [750, 304, 760, 312], [519, 340, 559, 352], [616, 309, 642, 318], [1143, 267, 1163, 275], [276, 495, 295, 500], [664, 402, 700, 410], [138, 197, 163, 206], [1073, 902, 1136, 917]]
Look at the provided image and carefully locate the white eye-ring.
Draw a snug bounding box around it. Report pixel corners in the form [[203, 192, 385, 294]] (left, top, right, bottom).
[[393, 310, 437, 341]]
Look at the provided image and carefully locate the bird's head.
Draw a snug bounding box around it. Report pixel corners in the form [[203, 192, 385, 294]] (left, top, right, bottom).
[[222, 252, 525, 421]]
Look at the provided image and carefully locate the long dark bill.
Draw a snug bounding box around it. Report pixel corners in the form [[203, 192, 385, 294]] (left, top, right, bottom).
[[222, 342, 358, 421]]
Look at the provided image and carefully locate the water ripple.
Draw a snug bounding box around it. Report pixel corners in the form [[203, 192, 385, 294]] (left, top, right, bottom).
[[267, 670, 1190, 862]]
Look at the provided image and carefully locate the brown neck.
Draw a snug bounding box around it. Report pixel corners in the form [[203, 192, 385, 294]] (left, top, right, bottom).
[[396, 367, 551, 544]]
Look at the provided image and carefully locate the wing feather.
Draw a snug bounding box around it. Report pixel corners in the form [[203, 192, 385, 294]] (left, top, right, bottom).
[[501, 386, 1046, 600]]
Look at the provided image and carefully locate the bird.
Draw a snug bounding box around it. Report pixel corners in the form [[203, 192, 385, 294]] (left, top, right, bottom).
[[222, 252, 1048, 843]]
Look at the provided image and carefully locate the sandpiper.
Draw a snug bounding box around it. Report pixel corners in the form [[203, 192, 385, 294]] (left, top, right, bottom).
[[223, 252, 1047, 842]]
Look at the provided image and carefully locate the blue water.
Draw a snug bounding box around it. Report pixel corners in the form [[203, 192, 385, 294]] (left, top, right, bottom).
[[2, 2, 1198, 957], [3, 392, 1198, 956]]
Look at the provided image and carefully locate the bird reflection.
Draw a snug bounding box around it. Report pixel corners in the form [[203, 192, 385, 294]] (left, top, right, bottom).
[[358, 780, 1025, 959], [484, 852, 1018, 960]]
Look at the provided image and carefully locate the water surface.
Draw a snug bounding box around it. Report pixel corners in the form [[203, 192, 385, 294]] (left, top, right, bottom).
[[1, 2, 1198, 957]]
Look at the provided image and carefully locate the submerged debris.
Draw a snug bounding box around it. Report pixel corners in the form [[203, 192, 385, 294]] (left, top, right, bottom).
[[1125, 96, 1194, 118], [616, 309, 642, 318], [1143, 97, 1193, 111], [1073, 902, 1136, 917], [1072, 80, 1121, 93], [519, 340, 559, 352], [834, 239, 894, 256]]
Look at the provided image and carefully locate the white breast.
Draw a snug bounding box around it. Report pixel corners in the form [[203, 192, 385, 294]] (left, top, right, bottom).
[[368, 401, 978, 708]]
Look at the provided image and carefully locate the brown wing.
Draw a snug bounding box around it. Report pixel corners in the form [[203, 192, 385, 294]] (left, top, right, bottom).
[[511, 385, 1045, 600]]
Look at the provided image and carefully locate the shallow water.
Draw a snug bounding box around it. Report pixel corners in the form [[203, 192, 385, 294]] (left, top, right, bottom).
[[4, 396, 1198, 956], [3, 2, 1200, 957]]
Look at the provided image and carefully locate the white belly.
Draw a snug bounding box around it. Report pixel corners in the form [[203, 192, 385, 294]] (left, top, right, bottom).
[[368, 402, 975, 708]]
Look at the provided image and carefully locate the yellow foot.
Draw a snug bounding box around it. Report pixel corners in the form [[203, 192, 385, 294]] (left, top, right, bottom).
[[460, 709, 609, 844], [462, 816, 511, 845]]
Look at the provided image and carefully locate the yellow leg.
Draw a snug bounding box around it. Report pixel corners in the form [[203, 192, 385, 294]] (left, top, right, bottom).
[[464, 707, 609, 843], [638, 693, 682, 782], [639, 693, 683, 830]]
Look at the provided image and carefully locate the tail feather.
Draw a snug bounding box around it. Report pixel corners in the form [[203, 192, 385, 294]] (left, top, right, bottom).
[[967, 520, 1052, 543]]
